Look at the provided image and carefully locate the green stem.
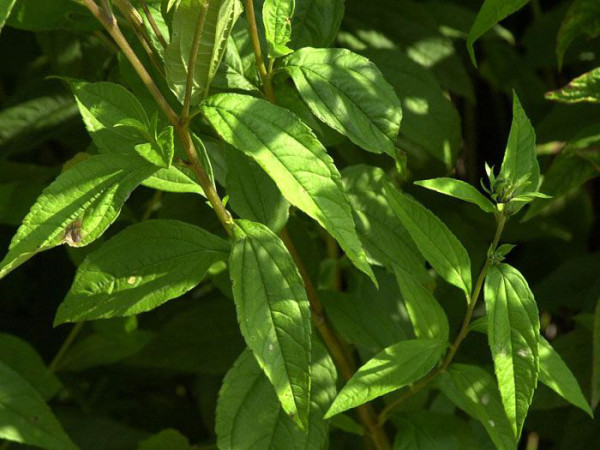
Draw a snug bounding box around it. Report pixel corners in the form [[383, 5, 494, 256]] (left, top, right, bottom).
[[138, 0, 168, 48], [244, 0, 276, 103], [48, 322, 85, 373], [378, 212, 507, 425], [82, 0, 234, 237], [181, 0, 209, 120]]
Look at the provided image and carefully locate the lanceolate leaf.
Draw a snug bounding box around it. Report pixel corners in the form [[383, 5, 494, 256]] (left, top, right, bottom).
[[484, 263, 540, 439], [434, 364, 516, 450], [546, 67, 600, 104], [342, 165, 427, 281], [467, 0, 530, 66], [0, 362, 77, 450], [281, 48, 402, 156], [225, 146, 289, 232], [165, 0, 243, 105], [539, 336, 594, 417], [394, 266, 449, 342], [70, 80, 149, 153], [415, 178, 495, 214], [0, 0, 18, 35], [499, 92, 539, 196], [263, 0, 295, 58], [54, 220, 230, 324], [217, 341, 336, 449], [0, 334, 61, 401], [201, 93, 375, 283], [229, 220, 312, 430], [384, 182, 472, 297], [556, 0, 600, 69], [0, 154, 157, 280], [471, 316, 592, 418], [290, 0, 344, 48], [325, 339, 446, 417]]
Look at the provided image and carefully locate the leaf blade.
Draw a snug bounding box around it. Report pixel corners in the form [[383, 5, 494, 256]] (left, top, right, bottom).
[[201, 93, 375, 283], [229, 219, 312, 429], [415, 178, 495, 213]]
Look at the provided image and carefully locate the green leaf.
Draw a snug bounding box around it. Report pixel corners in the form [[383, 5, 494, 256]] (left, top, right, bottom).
[[281, 48, 402, 156], [126, 295, 244, 374], [55, 219, 229, 324], [70, 80, 149, 153], [0, 334, 61, 400], [467, 0, 530, 66], [484, 263, 540, 439], [342, 165, 427, 280], [394, 267, 449, 342], [499, 92, 539, 198], [365, 49, 462, 166], [556, 0, 600, 69], [415, 178, 495, 214], [6, 0, 97, 32], [139, 429, 192, 450], [325, 338, 446, 417], [539, 336, 594, 418], [263, 0, 295, 58], [392, 411, 478, 450], [165, 0, 243, 104], [225, 146, 289, 232], [593, 297, 600, 409], [321, 268, 413, 354], [0, 154, 157, 280], [229, 219, 312, 430], [434, 364, 516, 450], [0, 0, 18, 34], [546, 67, 600, 104], [57, 318, 153, 372], [217, 340, 336, 449], [0, 362, 77, 450], [142, 166, 204, 195], [213, 36, 260, 92], [0, 90, 78, 157], [0, 162, 58, 226], [290, 0, 344, 48], [384, 182, 472, 298], [201, 93, 375, 283]]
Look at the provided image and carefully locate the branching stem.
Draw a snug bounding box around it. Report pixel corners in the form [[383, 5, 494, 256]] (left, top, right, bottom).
[[378, 212, 507, 425]]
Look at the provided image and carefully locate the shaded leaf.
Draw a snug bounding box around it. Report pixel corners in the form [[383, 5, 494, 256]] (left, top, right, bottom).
[[0, 362, 76, 450], [0, 334, 61, 400], [556, 0, 600, 68], [434, 364, 516, 450], [0, 0, 17, 34], [394, 266, 449, 342], [384, 182, 472, 298], [138, 429, 192, 450], [290, 0, 344, 48], [216, 340, 336, 449], [467, 0, 530, 66]]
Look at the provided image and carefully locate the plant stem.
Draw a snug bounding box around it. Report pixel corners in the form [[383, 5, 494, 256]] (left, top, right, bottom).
[[48, 322, 85, 373], [243, 0, 276, 103], [378, 212, 507, 425], [243, 4, 390, 448], [82, 0, 234, 237], [182, 0, 210, 120], [138, 0, 168, 48]]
